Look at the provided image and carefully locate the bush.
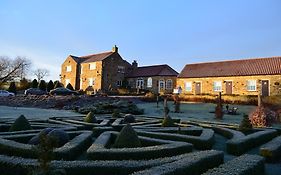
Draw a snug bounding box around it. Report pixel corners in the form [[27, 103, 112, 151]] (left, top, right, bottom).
[[260, 135, 281, 162], [83, 112, 97, 123], [47, 80, 54, 92], [239, 114, 252, 132], [9, 115, 32, 132], [29, 128, 54, 145], [162, 116, 176, 127], [38, 80, 47, 91], [47, 129, 69, 147], [123, 114, 136, 123], [54, 81, 63, 89], [66, 83, 74, 91], [31, 79, 38, 88], [113, 124, 141, 148], [249, 106, 277, 127], [112, 109, 121, 118], [8, 82, 17, 94]]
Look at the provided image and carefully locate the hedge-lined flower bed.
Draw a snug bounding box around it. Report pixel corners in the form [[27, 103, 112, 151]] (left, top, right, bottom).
[[260, 135, 281, 162], [136, 128, 215, 150], [131, 150, 223, 175], [226, 129, 278, 155], [202, 154, 265, 175], [87, 131, 193, 160]]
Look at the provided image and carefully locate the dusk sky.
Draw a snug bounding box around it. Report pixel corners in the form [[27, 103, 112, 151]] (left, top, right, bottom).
[[0, 0, 280, 81]]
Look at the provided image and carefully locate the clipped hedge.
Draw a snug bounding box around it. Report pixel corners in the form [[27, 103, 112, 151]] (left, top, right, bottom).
[[260, 135, 281, 162], [131, 150, 224, 175], [136, 128, 215, 150], [135, 126, 202, 136], [87, 131, 193, 160], [227, 129, 278, 155], [212, 126, 245, 140], [54, 131, 93, 160], [202, 154, 265, 175]]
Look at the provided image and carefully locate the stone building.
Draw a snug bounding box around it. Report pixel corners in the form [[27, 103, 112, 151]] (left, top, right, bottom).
[[177, 57, 281, 96], [126, 62, 179, 94], [61, 46, 131, 92]]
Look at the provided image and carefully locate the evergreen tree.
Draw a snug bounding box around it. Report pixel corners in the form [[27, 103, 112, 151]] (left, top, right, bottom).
[[8, 82, 17, 94], [47, 80, 54, 92], [66, 83, 74, 90], [31, 79, 38, 88], [239, 114, 252, 131], [38, 80, 47, 91], [54, 81, 63, 89]]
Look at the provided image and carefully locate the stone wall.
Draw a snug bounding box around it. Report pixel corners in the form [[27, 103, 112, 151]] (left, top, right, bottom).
[[177, 75, 281, 96], [61, 56, 79, 89]]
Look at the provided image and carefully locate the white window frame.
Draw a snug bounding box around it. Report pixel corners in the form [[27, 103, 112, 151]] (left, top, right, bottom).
[[247, 80, 257, 91], [88, 78, 94, 86], [185, 82, 192, 92], [166, 79, 173, 89], [89, 63, 96, 70], [147, 77, 152, 88], [213, 81, 222, 92], [66, 65, 71, 72], [136, 78, 144, 89]]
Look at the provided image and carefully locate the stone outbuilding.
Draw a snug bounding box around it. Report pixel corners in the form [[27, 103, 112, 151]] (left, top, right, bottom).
[[177, 57, 281, 96]]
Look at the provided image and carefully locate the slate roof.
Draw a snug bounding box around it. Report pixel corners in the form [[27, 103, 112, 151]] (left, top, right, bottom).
[[178, 56, 281, 78], [70, 51, 114, 63], [127, 64, 179, 78]]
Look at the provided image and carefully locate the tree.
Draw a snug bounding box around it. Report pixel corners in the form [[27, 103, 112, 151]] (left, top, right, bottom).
[[38, 80, 47, 91], [8, 82, 17, 94], [0, 56, 31, 85], [47, 80, 54, 92], [19, 78, 30, 90], [31, 79, 38, 88], [33, 68, 49, 81], [66, 83, 74, 90], [54, 81, 63, 89]]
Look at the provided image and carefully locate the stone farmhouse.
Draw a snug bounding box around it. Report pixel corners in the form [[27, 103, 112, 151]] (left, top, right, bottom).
[[61, 46, 178, 93], [126, 62, 179, 94], [177, 57, 281, 97]]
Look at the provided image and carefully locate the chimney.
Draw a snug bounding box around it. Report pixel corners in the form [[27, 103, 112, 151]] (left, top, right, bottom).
[[132, 60, 138, 70], [112, 45, 118, 53]]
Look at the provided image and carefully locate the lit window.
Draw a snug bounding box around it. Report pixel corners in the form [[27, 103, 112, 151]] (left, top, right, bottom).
[[88, 78, 94, 86], [65, 79, 70, 86], [166, 79, 173, 89], [89, 63, 96, 70], [247, 80, 256, 91], [185, 82, 192, 91], [147, 77, 152, 88], [66, 66, 71, 72], [117, 66, 125, 73], [213, 81, 222, 91]]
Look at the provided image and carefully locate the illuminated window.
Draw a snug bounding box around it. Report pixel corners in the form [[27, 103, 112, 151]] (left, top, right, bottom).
[[185, 82, 192, 91], [66, 66, 71, 72], [247, 80, 256, 91], [89, 63, 96, 70], [147, 77, 152, 88], [213, 81, 222, 91], [89, 78, 94, 86]]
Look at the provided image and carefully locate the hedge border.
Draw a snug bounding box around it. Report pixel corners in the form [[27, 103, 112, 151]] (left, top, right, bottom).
[[260, 135, 281, 162]]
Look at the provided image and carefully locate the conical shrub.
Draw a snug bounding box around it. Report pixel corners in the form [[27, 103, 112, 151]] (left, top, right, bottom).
[[84, 111, 97, 123], [162, 115, 175, 127], [9, 115, 32, 131], [113, 124, 141, 148]]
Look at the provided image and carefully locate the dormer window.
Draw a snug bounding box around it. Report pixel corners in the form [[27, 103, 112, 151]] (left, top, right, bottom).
[[89, 63, 96, 70], [66, 65, 71, 72]]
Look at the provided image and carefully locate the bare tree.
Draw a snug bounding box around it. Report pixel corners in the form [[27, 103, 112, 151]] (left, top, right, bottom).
[[33, 68, 50, 81], [0, 56, 31, 85]]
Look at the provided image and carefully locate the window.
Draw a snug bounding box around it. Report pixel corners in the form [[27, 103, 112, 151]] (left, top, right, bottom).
[[65, 79, 70, 86], [136, 78, 144, 89], [89, 63, 96, 70], [213, 81, 222, 91], [185, 82, 192, 91], [147, 77, 152, 88], [117, 80, 122, 86], [88, 78, 94, 86], [247, 80, 256, 91], [166, 79, 173, 89], [117, 66, 125, 73], [66, 66, 71, 72]]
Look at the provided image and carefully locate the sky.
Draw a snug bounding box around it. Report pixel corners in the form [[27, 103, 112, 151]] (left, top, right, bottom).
[[0, 0, 281, 81]]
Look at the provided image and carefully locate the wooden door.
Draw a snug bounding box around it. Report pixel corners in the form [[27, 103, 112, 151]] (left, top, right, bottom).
[[225, 81, 232, 95], [261, 80, 269, 96], [195, 82, 201, 95]]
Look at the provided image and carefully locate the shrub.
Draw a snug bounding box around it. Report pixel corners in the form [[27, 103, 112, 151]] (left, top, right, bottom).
[[47, 129, 69, 147], [123, 114, 136, 123], [19, 78, 30, 90], [260, 135, 281, 162], [29, 128, 54, 145], [249, 105, 277, 127], [66, 83, 74, 91], [38, 80, 47, 91], [112, 109, 121, 118], [162, 116, 176, 127], [8, 81, 17, 94], [113, 124, 141, 148], [239, 114, 252, 132], [31, 79, 38, 88], [83, 112, 97, 123], [9, 115, 32, 132], [47, 80, 54, 92], [54, 81, 63, 89]]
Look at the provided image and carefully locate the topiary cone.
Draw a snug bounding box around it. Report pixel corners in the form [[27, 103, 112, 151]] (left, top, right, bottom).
[[113, 124, 141, 148], [84, 111, 97, 123], [9, 115, 32, 131]]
